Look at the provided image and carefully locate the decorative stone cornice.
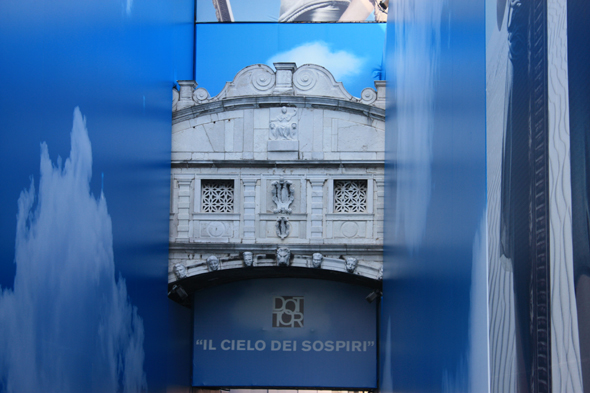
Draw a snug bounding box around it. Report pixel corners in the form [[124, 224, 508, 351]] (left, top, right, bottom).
[[169, 243, 384, 288], [172, 95, 385, 125], [170, 160, 386, 168], [173, 63, 386, 113], [169, 242, 383, 254]]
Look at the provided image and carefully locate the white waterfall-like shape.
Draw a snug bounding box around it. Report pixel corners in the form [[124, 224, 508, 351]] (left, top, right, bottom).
[[0, 107, 146, 393]]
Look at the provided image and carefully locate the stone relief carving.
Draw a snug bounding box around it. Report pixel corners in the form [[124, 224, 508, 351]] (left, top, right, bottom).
[[276, 247, 291, 266], [270, 106, 298, 140], [243, 251, 254, 267], [312, 253, 323, 268], [345, 257, 358, 273], [271, 178, 295, 214], [173, 263, 187, 279], [276, 216, 291, 240], [207, 255, 220, 271]]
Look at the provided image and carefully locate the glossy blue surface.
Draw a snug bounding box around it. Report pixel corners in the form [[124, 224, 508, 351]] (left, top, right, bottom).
[[0, 0, 193, 391], [381, 1, 488, 392]]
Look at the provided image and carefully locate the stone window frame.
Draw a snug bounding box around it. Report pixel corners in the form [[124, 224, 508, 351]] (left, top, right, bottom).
[[328, 177, 374, 215], [193, 176, 241, 214]]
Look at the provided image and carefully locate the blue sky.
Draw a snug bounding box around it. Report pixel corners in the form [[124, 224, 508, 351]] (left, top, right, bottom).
[[195, 23, 386, 98]]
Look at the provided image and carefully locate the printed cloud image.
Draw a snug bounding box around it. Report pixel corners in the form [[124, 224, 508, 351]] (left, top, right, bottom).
[[195, 23, 385, 98], [266, 41, 364, 81], [0, 108, 146, 393]]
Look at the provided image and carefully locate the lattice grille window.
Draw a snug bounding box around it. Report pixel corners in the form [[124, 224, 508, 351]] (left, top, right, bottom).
[[334, 180, 368, 213], [201, 180, 234, 213]]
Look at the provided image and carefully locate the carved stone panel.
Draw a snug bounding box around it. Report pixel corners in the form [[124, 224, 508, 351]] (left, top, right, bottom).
[[261, 217, 306, 240], [269, 106, 298, 141], [265, 179, 302, 214], [332, 221, 367, 239], [198, 221, 234, 238]]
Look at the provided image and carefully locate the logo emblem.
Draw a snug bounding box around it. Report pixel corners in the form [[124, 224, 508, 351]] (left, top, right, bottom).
[[272, 296, 304, 327]]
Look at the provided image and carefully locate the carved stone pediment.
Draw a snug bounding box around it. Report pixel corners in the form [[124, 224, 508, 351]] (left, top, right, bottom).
[[271, 178, 295, 214], [175, 63, 383, 109]]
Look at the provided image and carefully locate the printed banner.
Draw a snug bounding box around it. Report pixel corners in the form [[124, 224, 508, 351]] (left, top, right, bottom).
[[193, 278, 377, 388], [197, 0, 388, 22]]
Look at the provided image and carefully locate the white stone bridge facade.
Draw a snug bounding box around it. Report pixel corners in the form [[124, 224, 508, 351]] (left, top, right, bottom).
[[169, 63, 386, 301]]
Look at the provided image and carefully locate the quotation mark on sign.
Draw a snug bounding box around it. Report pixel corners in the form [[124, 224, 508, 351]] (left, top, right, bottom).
[[273, 296, 304, 328], [195, 339, 217, 350]]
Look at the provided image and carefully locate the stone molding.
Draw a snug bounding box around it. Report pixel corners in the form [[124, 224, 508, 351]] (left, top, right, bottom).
[[171, 160, 385, 168], [174, 63, 386, 115], [172, 95, 385, 126], [169, 255, 382, 282], [169, 242, 384, 254]]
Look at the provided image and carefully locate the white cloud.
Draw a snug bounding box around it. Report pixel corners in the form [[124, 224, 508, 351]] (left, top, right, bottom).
[[126, 0, 133, 16], [267, 41, 364, 81], [0, 108, 146, 393]]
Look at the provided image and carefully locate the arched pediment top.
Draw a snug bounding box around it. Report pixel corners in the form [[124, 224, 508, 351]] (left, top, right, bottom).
[[215, 63, 278, 99], [175, 63, 385, 111], [291, 63, 353, 100]]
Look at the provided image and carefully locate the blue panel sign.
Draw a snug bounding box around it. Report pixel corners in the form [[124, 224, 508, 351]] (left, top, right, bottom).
[[192, 278, 377, 388]]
